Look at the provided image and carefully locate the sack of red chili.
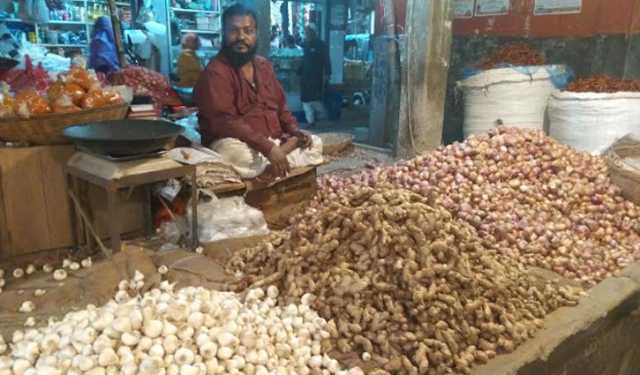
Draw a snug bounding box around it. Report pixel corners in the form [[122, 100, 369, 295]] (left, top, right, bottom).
[[566, 75, 640, 93], [110, 66, 182, 107], [478, 43, 546, 70], [549, 75, 640, 154]]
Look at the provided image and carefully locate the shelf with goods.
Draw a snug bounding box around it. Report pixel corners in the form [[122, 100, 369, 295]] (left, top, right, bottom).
[[1, 0, 131, 53], [165, 0, 228, 76]]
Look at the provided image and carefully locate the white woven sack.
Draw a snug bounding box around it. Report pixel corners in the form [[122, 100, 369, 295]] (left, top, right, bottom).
[[458, 66, 562, 138], [548, 91, 640, 155]]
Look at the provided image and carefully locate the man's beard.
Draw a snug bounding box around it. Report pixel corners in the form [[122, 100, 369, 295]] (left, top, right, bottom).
[[221, 41, 257, 67]]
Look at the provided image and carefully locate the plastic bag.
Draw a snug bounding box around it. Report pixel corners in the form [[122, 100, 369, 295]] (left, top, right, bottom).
[[68, 66, 99, 91], [189, 196, 269, 243], [64, 82, 86, 105], [51, 94, 81, 113], [158, 216, 189, 245], [80, 90, 104, 109], [0, 83, 15, 119], [14, 89, 51, 118], [175, 113, 202, 144]]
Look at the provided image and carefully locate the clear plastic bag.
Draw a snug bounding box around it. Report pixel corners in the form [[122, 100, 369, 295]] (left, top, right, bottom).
[[188, 196, 269, 243]]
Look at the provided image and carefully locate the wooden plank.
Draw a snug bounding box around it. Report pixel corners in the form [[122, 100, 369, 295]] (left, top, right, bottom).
[[0, 148, 51, 256], [0, 146, 148, 259], [244, 166, 316, 192], [245, 168, 318, 230], [0, 168, 8, 253], [88, 187, 145, 238], [39, 146, 75, 249]]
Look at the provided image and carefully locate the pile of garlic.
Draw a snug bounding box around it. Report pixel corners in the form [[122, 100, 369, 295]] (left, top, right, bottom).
[[0, 275, 363, 375]]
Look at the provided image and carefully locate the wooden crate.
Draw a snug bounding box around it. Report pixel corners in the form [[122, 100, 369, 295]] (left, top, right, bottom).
[[244, 167, 318, 230], [0, 146, 145, 259]]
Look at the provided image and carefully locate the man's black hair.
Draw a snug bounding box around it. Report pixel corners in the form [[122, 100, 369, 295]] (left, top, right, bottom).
[[222, 3, 258, 31]]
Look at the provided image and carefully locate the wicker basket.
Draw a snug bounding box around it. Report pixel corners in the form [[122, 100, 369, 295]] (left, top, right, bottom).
[[0, 103, 129, 145]]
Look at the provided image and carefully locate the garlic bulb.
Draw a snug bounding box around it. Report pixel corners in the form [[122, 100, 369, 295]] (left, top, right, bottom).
[[52, 269, 67, 281], [13, 268, 24, 279], [97, 348, 118, 367], [81, 258, 92, 268], [142, 320, 162, 338], [24, 317, 35, 327], [0, 283, 362, 375], [25, 264, 36, 275], [42, 264, 53, 273], [18, 301, 34, 313], [158, 265, 168, 275], [133, 270, 144, 282], [174, 348, 194, 365], [195, 246, 204, 255], [117, 280, 129, 291], [69, 262, 80, 271], [34, 289, 46, 297], [62, 259, 71, 269]]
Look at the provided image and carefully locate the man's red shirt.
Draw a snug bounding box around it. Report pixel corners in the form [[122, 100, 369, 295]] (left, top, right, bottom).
[[194, 54, 299, 156]]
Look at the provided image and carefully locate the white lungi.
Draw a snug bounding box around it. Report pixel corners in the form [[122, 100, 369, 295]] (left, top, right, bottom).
[[210, 135, 323, 179]]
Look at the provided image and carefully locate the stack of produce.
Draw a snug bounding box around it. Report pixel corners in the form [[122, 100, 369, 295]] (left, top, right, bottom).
[[460, 43, 558, 138], [110, 66, 182, 107], [318, 128, 640, 285], [0, 66, 123, 119], [566, 75, 640, 93], [0, 272, 364, 375], [478, 43, 545, 69], [228, 186, 583, 374], [550, 75, 640, 153]]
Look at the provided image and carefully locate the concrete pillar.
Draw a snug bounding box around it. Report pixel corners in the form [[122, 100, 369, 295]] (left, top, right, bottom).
[[395, 0, 453, 158], [328, 0, 347, 85], [368, 0, 400, 148], [250, 0, 271, 58]]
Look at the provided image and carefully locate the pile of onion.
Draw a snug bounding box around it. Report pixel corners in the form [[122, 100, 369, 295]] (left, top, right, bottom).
[[314, 128, 640, 286]]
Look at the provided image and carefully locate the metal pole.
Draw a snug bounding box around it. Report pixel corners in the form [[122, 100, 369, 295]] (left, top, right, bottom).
[[107, 0, 128, 67]]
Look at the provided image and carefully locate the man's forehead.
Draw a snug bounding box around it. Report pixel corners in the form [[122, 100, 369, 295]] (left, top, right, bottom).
[[226, 15, 256, 28]]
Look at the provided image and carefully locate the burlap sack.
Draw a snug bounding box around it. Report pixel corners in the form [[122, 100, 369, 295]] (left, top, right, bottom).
[[606, 134, 640, 205]]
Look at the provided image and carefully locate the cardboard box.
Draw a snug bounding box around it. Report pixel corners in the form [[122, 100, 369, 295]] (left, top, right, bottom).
[[0, 146, 145, 259]]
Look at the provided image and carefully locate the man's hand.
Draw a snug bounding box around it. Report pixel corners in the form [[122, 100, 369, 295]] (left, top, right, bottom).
[[267, 145, 290, 177], [292, 130, 313, 149]]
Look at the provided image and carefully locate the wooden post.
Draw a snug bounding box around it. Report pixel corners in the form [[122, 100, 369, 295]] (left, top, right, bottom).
[[254, 0, 271, 58], [368, 0, 401, 148], [107, 0, 127, 68], [395, 0, 453, 158]]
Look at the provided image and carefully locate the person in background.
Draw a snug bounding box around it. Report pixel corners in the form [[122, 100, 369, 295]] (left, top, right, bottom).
[[299, 23, 331, 126], [176, 33, 203, 88], [194, 4, 321, 179], [67, 50, 87, 69], [88, 16, 119, 75], [270, 25, 280, 50]]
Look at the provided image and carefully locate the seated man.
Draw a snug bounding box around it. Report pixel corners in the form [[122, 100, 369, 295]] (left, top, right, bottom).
[[194, 4, 322, 179]]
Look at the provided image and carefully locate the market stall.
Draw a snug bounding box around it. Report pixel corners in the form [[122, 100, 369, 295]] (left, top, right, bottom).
[[0, 1, 639, 374]]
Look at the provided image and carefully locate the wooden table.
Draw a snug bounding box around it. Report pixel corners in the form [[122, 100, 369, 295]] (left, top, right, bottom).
[[66, 153, 198, 256]]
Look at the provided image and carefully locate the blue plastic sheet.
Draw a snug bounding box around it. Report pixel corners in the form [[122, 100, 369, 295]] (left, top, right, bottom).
[[175, 113, 202, 145]]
